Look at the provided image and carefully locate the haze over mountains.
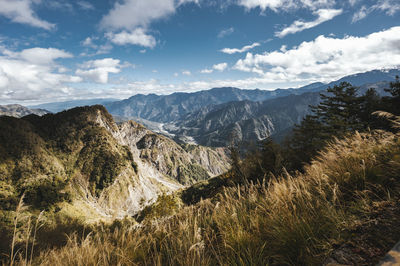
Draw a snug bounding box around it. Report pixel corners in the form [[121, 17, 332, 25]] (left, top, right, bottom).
[[7, 69, 398, 147], [105, 69, 399, 146], [0, 104, 49, 118]]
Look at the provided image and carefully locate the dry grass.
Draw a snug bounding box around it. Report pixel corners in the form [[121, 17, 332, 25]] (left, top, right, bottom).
[[24, 129, 400, 266]]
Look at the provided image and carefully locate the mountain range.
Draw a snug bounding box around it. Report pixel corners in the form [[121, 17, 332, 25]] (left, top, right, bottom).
[[10, 68, 400, 147], [0, 104, 49, 118], [105, 69, 399, 146]]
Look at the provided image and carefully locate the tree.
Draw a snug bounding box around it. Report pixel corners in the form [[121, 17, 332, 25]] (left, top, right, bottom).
[[284, 115, 325, 171], [358, 88, 382, 129], [383, 75, 400, 115], [312, 82, 363, 136], [285, 82, 367, 169]]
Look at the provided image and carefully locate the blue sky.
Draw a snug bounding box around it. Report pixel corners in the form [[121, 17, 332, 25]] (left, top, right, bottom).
[[0, 0, 399, 104]]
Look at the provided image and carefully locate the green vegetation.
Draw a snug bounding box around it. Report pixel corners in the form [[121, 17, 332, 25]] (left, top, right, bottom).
[[284, 78, 400, 171], [25, 128, 400, 265], [0, 105, 138, 262], [2, 80, 400, 265]]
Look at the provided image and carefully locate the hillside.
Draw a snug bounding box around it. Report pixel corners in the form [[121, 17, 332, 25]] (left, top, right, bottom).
[[0, 104, 49, 117], [27, 125, 400, 266], [0, 105, 229, 260]]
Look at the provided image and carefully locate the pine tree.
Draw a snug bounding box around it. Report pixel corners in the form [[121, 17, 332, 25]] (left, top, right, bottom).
[[285, 82, 364, 169], [312, 82, 363, 136], [284, 115, 325, 170], [383, 75, 400, 115], [358, 88, 382, 129]]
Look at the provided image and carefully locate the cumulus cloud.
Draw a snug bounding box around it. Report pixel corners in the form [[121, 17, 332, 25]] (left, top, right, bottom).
[[213, 63, 228, 72], [76, 58, 123, 84], [100, 0, 198, 48], [182, 70, 191, 76], [101, 0, 175, 30], [106, 29, 156, 48], [276, 9, 342, 37], [218, 27, 234, 38], [220, 42, 260, 54], [0, 47, 82, 102], [234, 26, 400, 83], [0, 0, 55, 30], [200, 62, 228, 74]]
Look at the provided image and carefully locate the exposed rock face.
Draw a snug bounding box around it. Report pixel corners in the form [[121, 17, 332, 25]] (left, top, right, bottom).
[[0, 106, 229, 222], [111, 120, 229, 185], [0, 104, 49, 117]]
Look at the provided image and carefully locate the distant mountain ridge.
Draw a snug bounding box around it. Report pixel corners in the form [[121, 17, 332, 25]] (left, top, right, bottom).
[[29, 98, 117, 113], [104, 69, 400, 124], [166, 92, 321, 146], [0, 104, 49, 118], [103, 69, 399, 146]]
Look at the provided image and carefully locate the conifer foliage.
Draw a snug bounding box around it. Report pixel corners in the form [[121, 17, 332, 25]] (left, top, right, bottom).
[[285, 80, 400, 168]]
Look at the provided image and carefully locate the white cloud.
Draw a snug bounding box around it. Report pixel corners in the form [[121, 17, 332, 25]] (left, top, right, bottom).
[[106, 29, 156, 48], [220, 42, 260, 54], [77, 1, 94, 10], [101, 0, 175, 30], [0, 47, 82, 102], [80, 37, 113, 56], [348, 0, 359, 6], [4, 47, 72, 65], [182, 70, 191, 76], [218, 27, 234, 38], [237, 0, 335, 12], [213, 63, 228, 72], [276, 8, 342, 38], [0, 0, 55, 30], [234, 26, 400, 83], [200, 68, 213, 74], [82, 37, 95, 48], [351, 0, 400, 22], [100, 0, 198, 48], [374, 0, 400, 16], [76, 58, 123, 84], [43, 0, 73, 12], [200, 62, 229, 74], [352, 5, 370, 22]]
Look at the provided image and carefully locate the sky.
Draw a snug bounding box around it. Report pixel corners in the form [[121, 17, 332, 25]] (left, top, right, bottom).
[[0, 0, 399, 104]]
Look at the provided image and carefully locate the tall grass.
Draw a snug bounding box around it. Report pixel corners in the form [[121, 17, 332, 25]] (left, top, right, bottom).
[[7, 195, 44, 266], [31, 129, 400, 265]]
